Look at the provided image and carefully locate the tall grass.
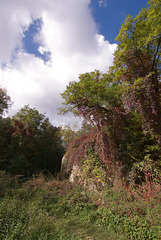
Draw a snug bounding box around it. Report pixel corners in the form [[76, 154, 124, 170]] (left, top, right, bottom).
[[0, 173, 160, 239]]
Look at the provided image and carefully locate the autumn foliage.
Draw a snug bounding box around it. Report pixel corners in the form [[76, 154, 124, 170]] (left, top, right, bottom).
[[60, 0, 161, 184]]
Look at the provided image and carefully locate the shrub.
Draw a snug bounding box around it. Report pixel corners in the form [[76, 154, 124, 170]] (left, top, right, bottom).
[[0, 171, 13, 196]]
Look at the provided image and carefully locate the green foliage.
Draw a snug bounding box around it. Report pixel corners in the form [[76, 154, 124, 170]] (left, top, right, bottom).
[[113, 0, 161, 141], [0, 87, 11, 118], [60, 124, 83, 150], [59, 0, 161, 184], [119, 0, 161, 175], [60, 70, 122, 122], [0, 177, 124, 240], [12, 104, 45, 129], [60, 66, 161, 183], [81, 151, 107, 189], [115, 0, 161, 64], [10, 106, 65, 175], [0, 177, 160, 239], [0, 171, 13, 196], [0, 117, 13, 171], [0, 105, 65, 175], [96, 182, 161, 239]]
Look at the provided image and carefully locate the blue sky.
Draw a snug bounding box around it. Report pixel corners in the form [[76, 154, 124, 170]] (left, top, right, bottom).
[[0, 0, 148, 126], [23, 19, 51, 63], [90, 0, 147, 43]]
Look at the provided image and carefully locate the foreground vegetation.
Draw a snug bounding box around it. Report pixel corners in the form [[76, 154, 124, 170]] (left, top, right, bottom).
[[0, 172, 161, 240]]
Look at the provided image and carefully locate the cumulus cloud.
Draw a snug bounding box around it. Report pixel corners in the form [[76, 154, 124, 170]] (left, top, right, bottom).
[[0, 0, 117, 126]]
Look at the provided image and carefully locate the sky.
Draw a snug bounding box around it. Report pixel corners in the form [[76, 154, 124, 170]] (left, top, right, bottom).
[[0, 0, 148, 127]]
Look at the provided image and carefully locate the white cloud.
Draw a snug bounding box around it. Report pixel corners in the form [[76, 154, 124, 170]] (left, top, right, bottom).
[[0, 0, 117, 126]]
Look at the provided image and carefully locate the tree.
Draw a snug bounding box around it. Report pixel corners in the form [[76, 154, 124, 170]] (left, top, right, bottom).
[[0, 89, 12, 172], [0, 87, 11, 118], [12, 104, 45, 136], [109, 0, 161, 181], [9, 105, 64, 175], [60, 1, 161, 183], [0, 117, 13, 171], [60, 71, 137, 178], [60, 70, 124, 129], [112, 0, 161, 143]]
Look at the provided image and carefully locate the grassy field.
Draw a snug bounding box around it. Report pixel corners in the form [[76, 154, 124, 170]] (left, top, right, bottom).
[[0, 173, 161, 239]]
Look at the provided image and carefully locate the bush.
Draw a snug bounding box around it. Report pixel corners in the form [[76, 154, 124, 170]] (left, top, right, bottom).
[[0, 171, 13, 196]]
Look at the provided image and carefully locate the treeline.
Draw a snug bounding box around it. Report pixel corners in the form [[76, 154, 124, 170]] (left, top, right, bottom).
[[0, 98, 64, 175], [60, 0, 161, 185]]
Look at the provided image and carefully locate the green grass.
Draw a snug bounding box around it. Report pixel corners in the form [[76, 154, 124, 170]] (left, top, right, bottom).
[[0, 174, 160, 239], [0, 192, 123, 240]]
